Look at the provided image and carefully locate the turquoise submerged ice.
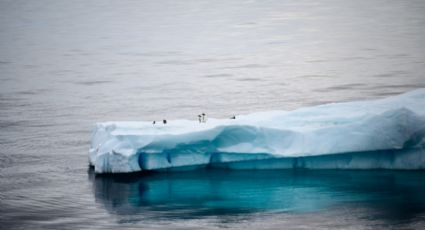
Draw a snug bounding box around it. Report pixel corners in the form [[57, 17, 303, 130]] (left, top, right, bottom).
[[89, 89, 425, 174]]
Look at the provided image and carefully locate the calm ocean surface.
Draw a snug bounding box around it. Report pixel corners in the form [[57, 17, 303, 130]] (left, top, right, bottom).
[[1, 0, 425, 229]]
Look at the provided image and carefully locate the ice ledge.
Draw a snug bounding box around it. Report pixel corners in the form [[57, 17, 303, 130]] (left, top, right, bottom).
[[89, 89, 425, 173]]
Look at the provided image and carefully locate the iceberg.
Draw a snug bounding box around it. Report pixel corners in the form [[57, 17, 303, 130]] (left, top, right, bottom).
[[89, 89, 425, 174]]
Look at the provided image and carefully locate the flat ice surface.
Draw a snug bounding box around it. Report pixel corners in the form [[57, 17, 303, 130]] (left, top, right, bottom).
[[89, 89, 425, 173]]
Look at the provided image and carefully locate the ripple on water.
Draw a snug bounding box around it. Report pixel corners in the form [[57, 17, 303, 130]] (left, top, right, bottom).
[[73, 80, 114, 86]]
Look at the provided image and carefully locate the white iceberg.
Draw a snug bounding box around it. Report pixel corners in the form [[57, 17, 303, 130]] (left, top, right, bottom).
[[89, 89, 425, 174]]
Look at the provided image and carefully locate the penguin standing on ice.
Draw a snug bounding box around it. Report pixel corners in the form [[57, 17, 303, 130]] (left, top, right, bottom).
[[163, 119, 167, 124], [153, 120, 156, 125], [202, 113, 207, 123], [198, 114, 202, 123]]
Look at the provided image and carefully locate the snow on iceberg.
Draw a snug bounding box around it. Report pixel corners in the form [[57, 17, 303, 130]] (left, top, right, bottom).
[[89, 89, 425, 174]]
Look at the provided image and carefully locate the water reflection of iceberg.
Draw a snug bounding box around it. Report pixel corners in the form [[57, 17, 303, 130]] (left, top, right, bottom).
[[90, 169, 425, 221]]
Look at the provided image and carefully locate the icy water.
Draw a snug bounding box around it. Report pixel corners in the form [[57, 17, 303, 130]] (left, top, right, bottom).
[[1, 0, 425, 229]]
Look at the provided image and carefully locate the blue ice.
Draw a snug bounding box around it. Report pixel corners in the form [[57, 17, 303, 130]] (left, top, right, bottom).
[[89, 89, 425, 173]]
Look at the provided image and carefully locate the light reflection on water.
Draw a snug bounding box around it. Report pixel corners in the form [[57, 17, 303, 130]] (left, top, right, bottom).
[[90, 169, 425, 227]]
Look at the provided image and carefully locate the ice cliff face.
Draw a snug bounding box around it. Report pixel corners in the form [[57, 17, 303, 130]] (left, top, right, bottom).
[[89, 89, 425, 174]]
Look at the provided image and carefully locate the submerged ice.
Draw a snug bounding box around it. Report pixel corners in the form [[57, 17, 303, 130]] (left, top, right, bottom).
[[89, 89, 425, 173]]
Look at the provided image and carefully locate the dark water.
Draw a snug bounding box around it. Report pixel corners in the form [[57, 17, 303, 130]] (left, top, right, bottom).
[[1, 0, 425, 229]]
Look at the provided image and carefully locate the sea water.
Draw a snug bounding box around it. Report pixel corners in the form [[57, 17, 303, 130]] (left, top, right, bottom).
[[1, 0, 425, 229]]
